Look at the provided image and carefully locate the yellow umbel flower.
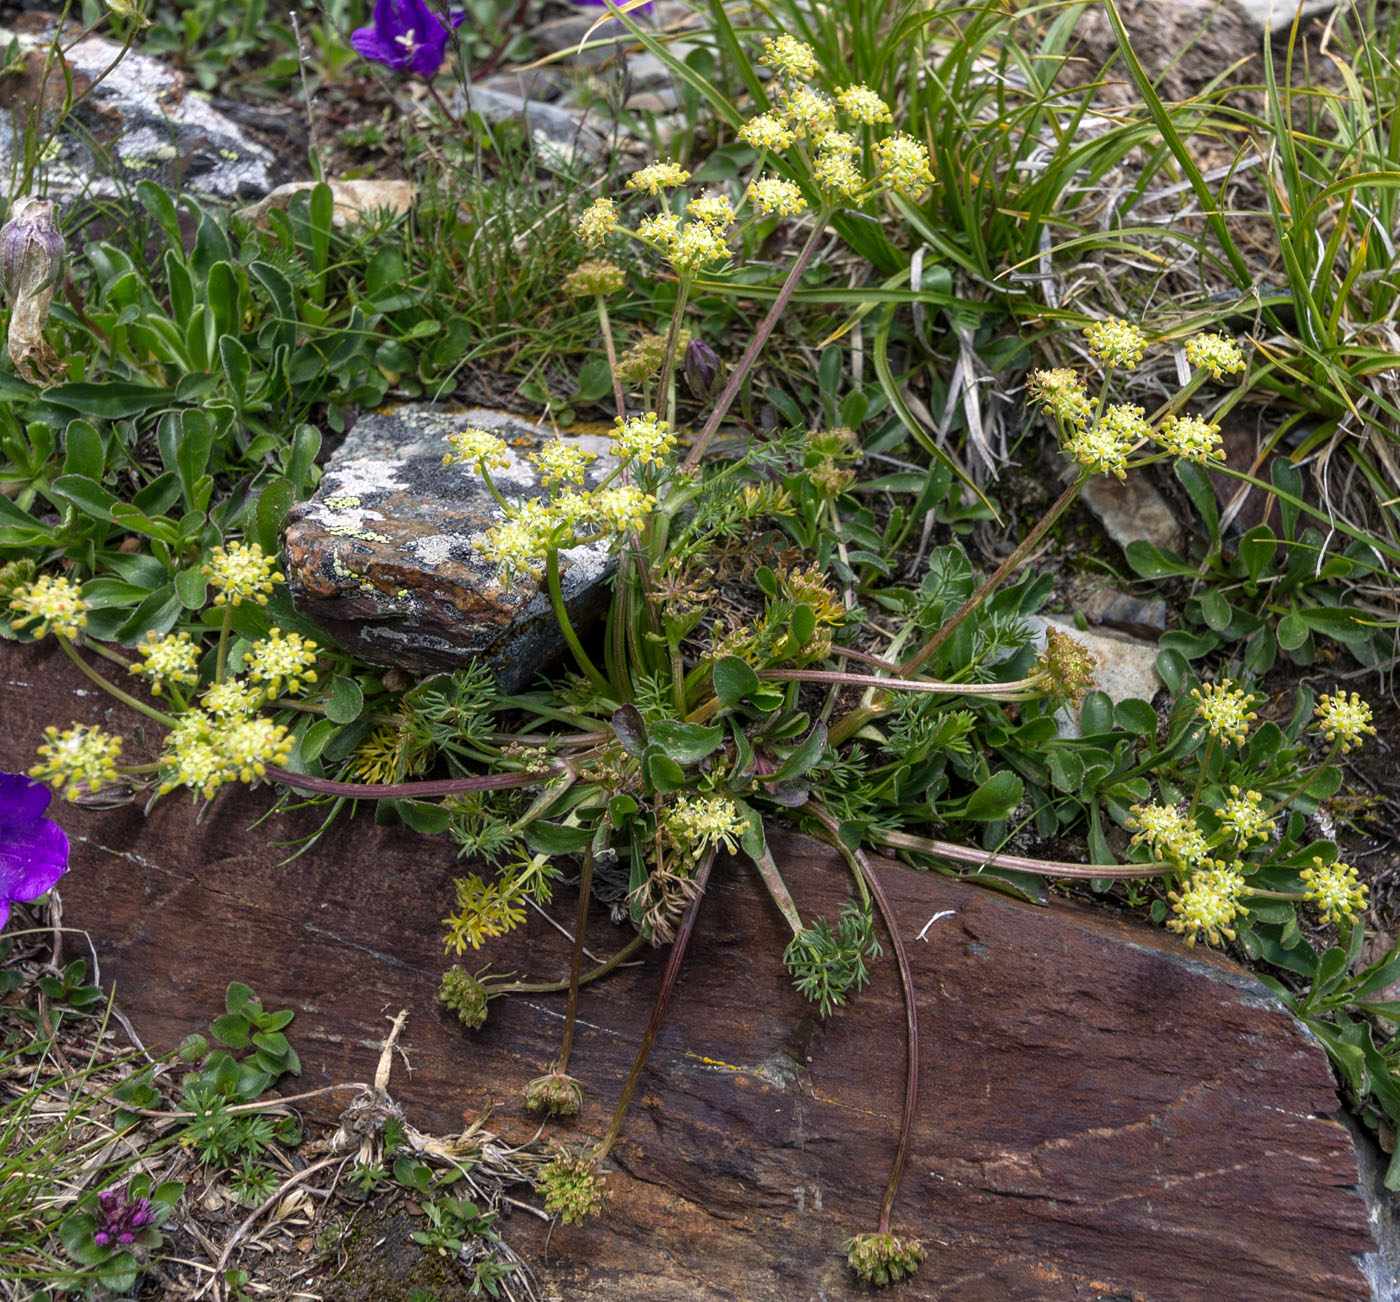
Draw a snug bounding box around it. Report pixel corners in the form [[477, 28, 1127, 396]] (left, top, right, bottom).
[[873, 133, 933, 199], [532, 441, 596, 489], [220, 716, 293, 782], [577, 197, 617, 246], [1029, 368, 1091, 427], [1127, 802, 1212, 869], [243, 628, 319, 696], [669, 221, 731, 275], [1218, 786, 1275, 849], [443, 426, 510, 469], [759, 33, 817, 80], [611, 413, 676, 468], [130, 630, 200, 695], [9, 574, 88, 641], [665, 794, 748, 864], [626, 160, 691, 195], [1167, 865, 1246, 946], [1083, 317, 1147, 369], [1313, 690, 1376, 754], [1190, 679, 1257, 747], [746, 176, 807, 216], [31, 724, 123, 799], [836, 83, 893, 124], [812, 146, 864, 198], [592, 485, 655, 534], [1300, 856, 1367, 927], [201, 678, 265, 720], [738, 112, 796, 152], [160, 712, 230, 799], [1184, 331, 1246, 380], [1155, 414, 1224, 464], [781, 86, 837, 141], [685, 193, 736, 228], [204, 542, 283, 608]]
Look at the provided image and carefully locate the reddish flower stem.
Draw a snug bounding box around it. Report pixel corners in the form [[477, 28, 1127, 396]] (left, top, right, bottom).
[[263, 765, 561, 800], [593, 849, 716, 1162], [809, 804, 916, 1235]]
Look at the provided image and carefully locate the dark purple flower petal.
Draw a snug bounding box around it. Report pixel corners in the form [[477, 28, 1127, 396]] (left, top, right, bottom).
[[0, 771, 49, 832], [0, 772, 69, 930], [351, 24, 407, 69]]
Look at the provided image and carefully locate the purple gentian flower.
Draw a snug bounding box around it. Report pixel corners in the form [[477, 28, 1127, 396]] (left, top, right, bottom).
[[0, 771, 69, 930], [351, 0, 466, 78]]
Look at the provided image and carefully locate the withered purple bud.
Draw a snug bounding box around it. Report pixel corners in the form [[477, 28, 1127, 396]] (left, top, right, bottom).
[[1, 197, 65, 385], [683, 338, 722, 403], [1, 198, 63, 302]]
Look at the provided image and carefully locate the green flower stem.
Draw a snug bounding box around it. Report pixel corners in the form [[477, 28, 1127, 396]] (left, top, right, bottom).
[[546, 548, 612, 696], [1263, 739, 1343, 817], [808, 803, 915, 1236], [593, 848, 717, 1163], [657, 278, 691, 430], [681, 212, 832, 473], [829, 473, 1087, 747], [214, 605, 235, 684], [59, 638, 175, 728], [554, 849, 595, 1076], [596, 296, 627, 420], [478, 466, 511, 514], [487, 935, 646, 996], [872, 828, 1170, 879]]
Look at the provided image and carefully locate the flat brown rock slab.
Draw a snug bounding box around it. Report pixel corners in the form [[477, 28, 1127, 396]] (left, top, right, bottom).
[[0, 637, 1374, 1300]]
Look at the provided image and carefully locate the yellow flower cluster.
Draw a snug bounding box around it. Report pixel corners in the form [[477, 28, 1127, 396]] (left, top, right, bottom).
[[1184, 331, 1247, 380], [1127, 801, 1211, 869], [442, 426, 511, 469], [8, 574, 88, 641], [626, 161, 691, 195], [563, 260, 626, 297], [130, 630, 200, 696], [532, 440, 597, 489], [665, 793, 749, 865], [1155, 414, 1224, 464], [242, 628, 320, 697], [160, 708, 292, 799], [1083, 317, 1147, 369], [203, 541, 283, 608], [760, 32, 818, 80], [1191, 679, 1257, 747], [577, 197, 617, 246], [746, 176, 808, 216], [30, 724, 123, 799], [611, 412, 676, 467], [1167, 865, 1246, 946], [1028, 368, 1092, 427], [1313, 690, 1375, 754], [1299, 856, 1367, 927], [872, 132, 934, 200], [1218, 786, 1275, 849]]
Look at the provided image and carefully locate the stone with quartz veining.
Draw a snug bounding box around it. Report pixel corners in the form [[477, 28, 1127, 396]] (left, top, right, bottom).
[[282, 405, 616, 689], [0, 22, 279, 203]]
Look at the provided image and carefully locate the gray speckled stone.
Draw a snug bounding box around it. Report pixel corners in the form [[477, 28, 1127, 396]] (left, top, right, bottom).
[[282, 405, 617, 689], [1026, 615, 1164, 739], [0, 25, 278, 202], [1079, 470, 1181, 554]]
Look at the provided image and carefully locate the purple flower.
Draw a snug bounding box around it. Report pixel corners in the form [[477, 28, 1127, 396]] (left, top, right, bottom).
[[93, 1185, 156, 1248], [0, 771, 69, 930], [351, 0, 466, 78]]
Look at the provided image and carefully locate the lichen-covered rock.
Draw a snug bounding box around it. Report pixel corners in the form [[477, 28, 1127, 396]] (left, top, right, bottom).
[[282, 405, 616, 688], [0, 24, 278, 202]]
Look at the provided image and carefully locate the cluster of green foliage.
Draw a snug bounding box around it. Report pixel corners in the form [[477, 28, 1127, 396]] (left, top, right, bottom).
[[6, 0, 1400, 1287]]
